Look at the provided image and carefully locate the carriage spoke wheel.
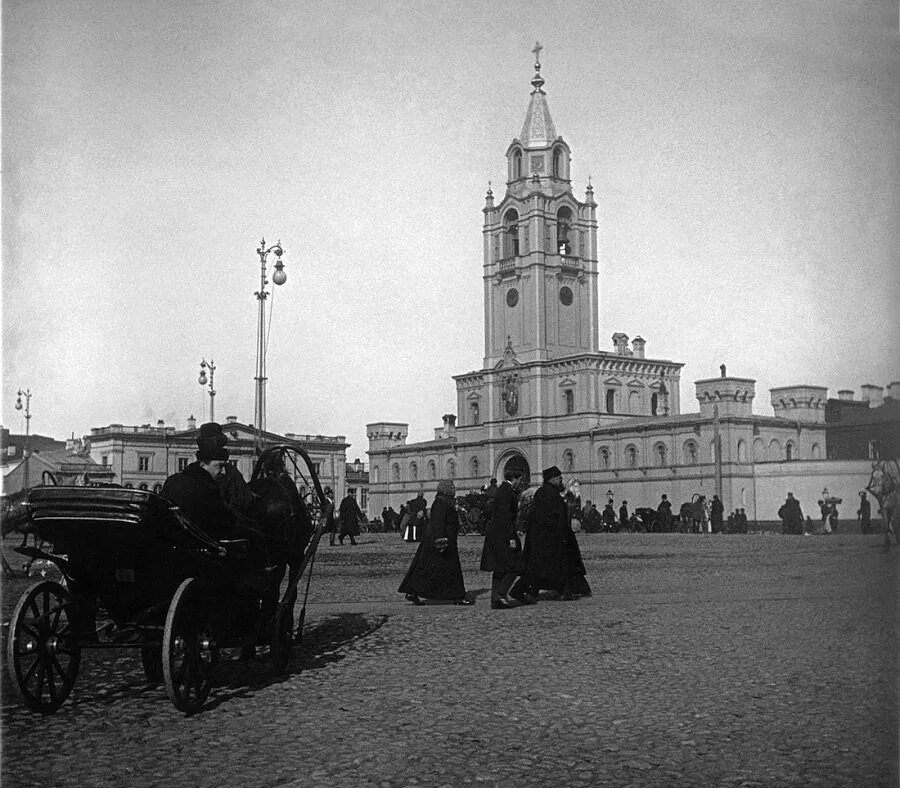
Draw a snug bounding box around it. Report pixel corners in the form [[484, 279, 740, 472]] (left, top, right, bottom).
[[270, 604, 294, 672], [7, 580, 81, 713], [162, 579, 217, 713]]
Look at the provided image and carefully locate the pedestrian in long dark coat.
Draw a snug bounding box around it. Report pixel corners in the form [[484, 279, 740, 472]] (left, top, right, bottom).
[[778, 492, 804, 535], [479, 471, 524, 609], [511, 465, 579, 602], [399, 480, 473, 605], [338, 491, 363, 545], [710, 495, 724, 533], [618, 501, 629, 532], [404, 492, 427, 542]]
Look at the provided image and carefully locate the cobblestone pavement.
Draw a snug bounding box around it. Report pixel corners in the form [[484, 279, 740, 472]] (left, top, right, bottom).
[[2, 532, 897, 787]]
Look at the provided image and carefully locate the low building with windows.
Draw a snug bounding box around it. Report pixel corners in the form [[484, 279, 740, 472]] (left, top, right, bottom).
[[825, 383, 900, 460], [367, 53, 883, 526], [84, 416, 349, 497]]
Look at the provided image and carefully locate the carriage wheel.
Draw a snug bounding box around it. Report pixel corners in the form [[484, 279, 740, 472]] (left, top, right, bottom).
[[162, 579, 217, 713], [7, 580, 81, 713], [270, 604, 294, 673], [140, 644, 164, 684]]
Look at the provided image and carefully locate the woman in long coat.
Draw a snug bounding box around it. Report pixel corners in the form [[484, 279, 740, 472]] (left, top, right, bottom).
[[399, 480, 474, 605]]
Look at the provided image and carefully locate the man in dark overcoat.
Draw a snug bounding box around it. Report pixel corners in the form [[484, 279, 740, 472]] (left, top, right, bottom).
[[510, 465, 571, 602], [339, 490, 363, 545], [405, 492, 428, 542], [479, 470, 524, 609], [161, 422, 266, 565], [618, 501, 629, 532], [778, 492, 804, 535], [710, 495, 724, 533]]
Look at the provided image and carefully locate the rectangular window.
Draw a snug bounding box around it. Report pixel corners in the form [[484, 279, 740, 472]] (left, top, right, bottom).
[[360, 488, 368, 510], [312, 462, 321, 475], [138, 455, 151, 472], [101, 455, 109, 466], [178, 457, 189, 471]]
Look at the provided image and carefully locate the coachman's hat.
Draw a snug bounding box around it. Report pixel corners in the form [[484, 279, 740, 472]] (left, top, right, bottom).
[[196, 422, 229, 462], [542, 465, 563, 482]]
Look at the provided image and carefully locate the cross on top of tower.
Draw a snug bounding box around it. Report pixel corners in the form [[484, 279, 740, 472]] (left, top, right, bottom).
[[531, 41, 545, 90]]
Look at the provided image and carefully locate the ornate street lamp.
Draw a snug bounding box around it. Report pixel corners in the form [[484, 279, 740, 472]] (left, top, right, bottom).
[[253, 237, 287, 451], [14, 388, 32, 490], [198, 358, 216, 422]]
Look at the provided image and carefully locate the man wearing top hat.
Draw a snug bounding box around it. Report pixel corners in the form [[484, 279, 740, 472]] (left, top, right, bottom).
[[161, 422, 267, 566]]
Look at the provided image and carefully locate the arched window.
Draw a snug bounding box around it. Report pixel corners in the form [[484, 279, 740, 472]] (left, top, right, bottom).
[[557, 206, 572, 255], [446, 459, 456, 479], [563, 388, 574, 415], [409, 462, 418, 480], [628, 390, 640, 414], [470, 401, 479, 425], [606, 389, 616, 414], [768, 439, 781, 461], [504, 209, 519, 257], [427, 460, 437, 479], [563, 450, 575, 472], [684, 441, 698, 465], [753, 438, 766, 462], [552, 147, 563, 178], [736, 440, 746, 463], [372, 465, 380, 483], [470, 457, 479, 478], [513, 149, 523, 179], [655, 443, 667, 467], [152, 482, 163, 493], [626, 445, 638, 469], [599, 447, 610, 470], [811, 442, 821, 460], [391, 463, 400, 482], [651, 393, 659, 416], [785, 441, 795, 461]]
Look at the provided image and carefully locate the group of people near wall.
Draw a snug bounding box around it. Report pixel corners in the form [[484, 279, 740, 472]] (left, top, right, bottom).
[[779, 490, 875, 536], [397, 465, 591, 609]]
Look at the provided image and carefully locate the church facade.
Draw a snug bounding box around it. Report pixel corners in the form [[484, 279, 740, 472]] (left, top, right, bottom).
[[366, 55, 875, 524]]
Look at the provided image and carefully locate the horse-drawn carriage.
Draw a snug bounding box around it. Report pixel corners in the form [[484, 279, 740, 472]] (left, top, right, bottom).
[[6, 445, 329, 715]]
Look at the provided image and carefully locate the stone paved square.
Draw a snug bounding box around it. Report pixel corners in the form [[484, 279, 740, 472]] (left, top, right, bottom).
[[2, 532, 897, 787]]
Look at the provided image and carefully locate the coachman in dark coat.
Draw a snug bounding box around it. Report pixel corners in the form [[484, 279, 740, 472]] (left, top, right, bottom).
[[479, 471, 524, 608], [398, 480, 473, 605], [778, 492, 804, 535]]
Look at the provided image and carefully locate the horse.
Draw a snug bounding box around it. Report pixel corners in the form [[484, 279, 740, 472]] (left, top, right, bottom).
[[679, 494, 708, 533], [866, 459, 899, 552]]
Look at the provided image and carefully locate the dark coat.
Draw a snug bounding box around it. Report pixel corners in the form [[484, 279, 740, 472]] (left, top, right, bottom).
[[479, 481, 522, 573], [711, 497, 724, 526], [161, 462, 236, 539], [339, 495, 363, 536], [778, 497, 804, 534], [398, 494, 466, 600], [521, 482, 569, 590]]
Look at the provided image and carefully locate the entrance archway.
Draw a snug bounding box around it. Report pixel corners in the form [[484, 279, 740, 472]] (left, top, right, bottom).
[[500, 453, 531, 487]]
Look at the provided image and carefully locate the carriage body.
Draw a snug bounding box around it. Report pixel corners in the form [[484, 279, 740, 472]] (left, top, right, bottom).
[[6, 445, 329, 715]]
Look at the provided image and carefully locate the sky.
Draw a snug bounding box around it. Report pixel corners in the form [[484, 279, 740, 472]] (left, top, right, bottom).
[[3, 0, 898, 462]]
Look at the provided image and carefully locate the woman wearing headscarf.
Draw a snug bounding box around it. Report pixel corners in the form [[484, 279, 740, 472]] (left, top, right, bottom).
[[398, 479, 474, 605]]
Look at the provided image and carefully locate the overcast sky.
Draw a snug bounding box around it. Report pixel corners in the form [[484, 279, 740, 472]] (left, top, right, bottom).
[[3, 1, 898, 462]]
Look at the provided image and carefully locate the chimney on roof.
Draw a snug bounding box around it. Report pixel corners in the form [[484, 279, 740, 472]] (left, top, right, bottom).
[[612, 332, 631, 355], [837, 390, 854, 401], [632, 336, 646, 359], [860, 384, 884, 408], [226, 415, 238, 424], [186, 415, 197, 431]]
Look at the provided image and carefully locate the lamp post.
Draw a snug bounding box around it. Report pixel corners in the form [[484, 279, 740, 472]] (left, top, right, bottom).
[[253, 237, 287, 451], [198, 358, 216, 422], [14, 388, 32, 490]]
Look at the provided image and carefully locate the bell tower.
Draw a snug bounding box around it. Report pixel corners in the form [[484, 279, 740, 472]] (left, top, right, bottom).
[[482, 43, 599, 367]]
